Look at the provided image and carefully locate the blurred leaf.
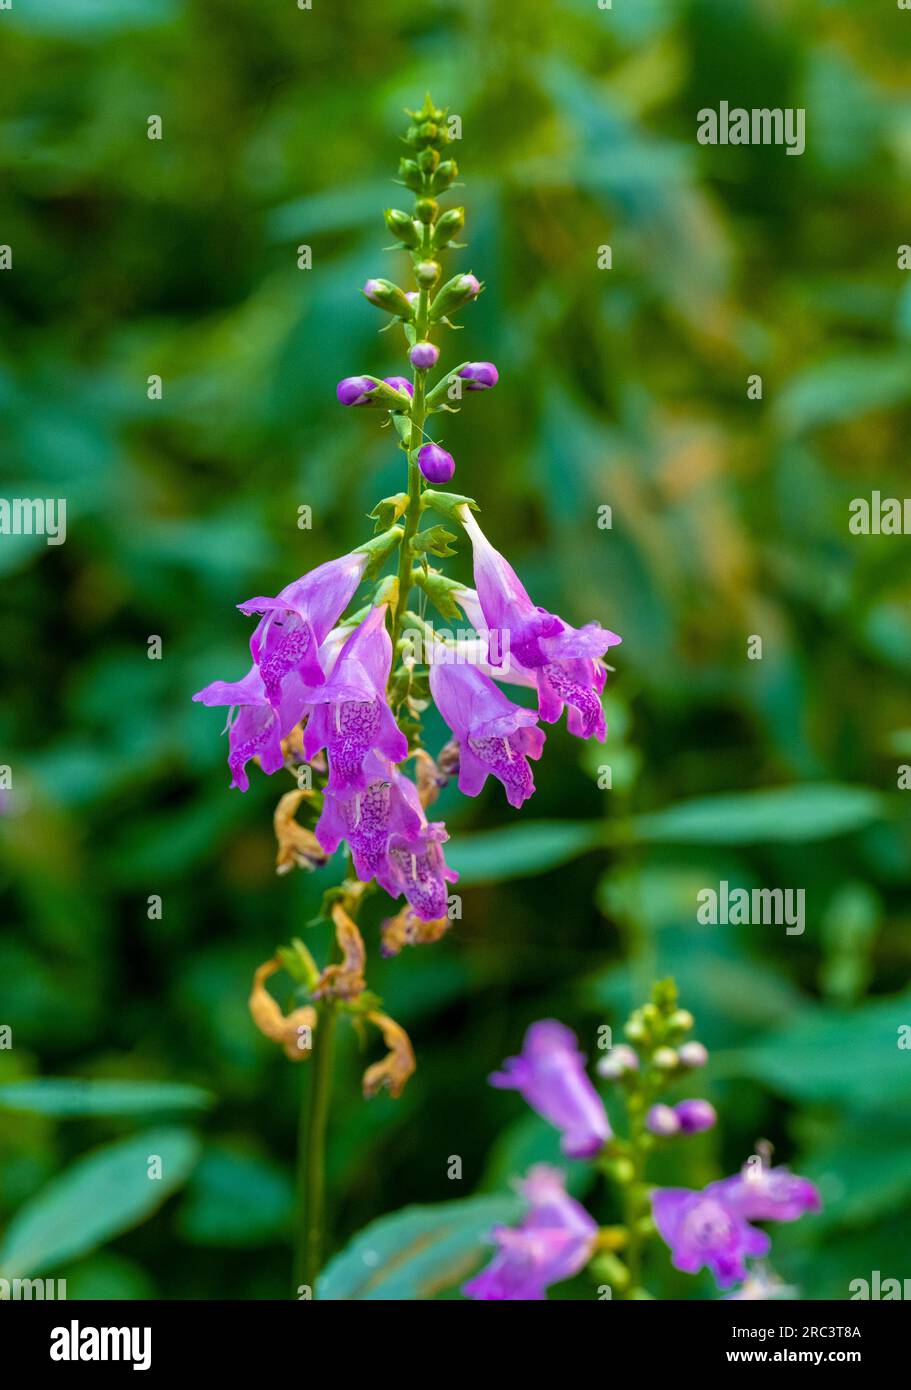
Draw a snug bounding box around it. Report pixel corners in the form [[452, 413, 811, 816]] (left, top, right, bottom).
[[727, 990, 911, 1106], [448, 821, 602, 884], [317, 1194, 520, 1300], [177, 1145, 294, 1248], [0, 1129, 200, 1278], [631, 785, 887, 845], [0, 1080, 214, 1118]]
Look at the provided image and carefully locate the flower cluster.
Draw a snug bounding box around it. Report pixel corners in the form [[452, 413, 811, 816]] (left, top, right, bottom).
[[465, 982, 820, 1301], [193, 94, 620, 933]]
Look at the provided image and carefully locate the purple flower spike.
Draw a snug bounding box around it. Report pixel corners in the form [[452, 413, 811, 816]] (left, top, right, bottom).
[[653, 1186, 771, 1291], [410, 341, 439, 369], [463, 1165, 597, 1301], [428, 658, 544, 808], [647, 1103, 681, 1137], [336, 375, 376, 406], [491, 1021, 611, 1158], [458, 361, 498, 391], [459, 509, 621, 741], [383, 376, 414, 397], [303, 605, 408, 795], [674, 1099, 717, 1134], [238, 552, 369, 711], [418, 443, 455, 483], [720, 1166, 822, 1224]]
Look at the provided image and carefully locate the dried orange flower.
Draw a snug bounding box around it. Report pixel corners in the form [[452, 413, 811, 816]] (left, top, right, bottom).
[[363, 1011, 415, 1099], [248, 957, 317, 1062]]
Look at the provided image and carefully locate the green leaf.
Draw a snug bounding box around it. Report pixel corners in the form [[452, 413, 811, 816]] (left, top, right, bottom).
[[410, 525, 459, 559], [775, 352, 911, 434], [317, 1194, 521, 1300], [0, 1079, 214, 1118], [177, 1145, 294, 1248], [630, 784, 887, 845], [0, 1128, 201, 1278], [448, 821, 603, 885], [725, 989, 911, 1106]]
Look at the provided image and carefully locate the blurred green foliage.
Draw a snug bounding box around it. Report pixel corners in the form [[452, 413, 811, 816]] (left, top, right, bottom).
[[1, 0, 910, 1299]]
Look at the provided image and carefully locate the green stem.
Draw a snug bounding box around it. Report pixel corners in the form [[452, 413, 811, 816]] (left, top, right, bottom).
[[622, 1099, 647, 1297], [389, 222, 433, 665], [294, 1003, 337, 1298]]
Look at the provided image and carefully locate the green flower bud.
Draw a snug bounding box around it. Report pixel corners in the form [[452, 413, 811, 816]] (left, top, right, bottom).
[[429, 159, 458, 193], [652, 1046, 679, 1070], [418, 121, 438, 143], [429, 272, 482, 322], [624, 1016, 647, 1043], [415, 198, 438, 225], [589, 1252, 630, 1293], [362, 278, 415, 319], [383, 208, 420, 249], [415, 260, 441, 288], [397, 158, 423, 193], [404, 124, 422, 147], [418, 147, 440, 174], [669, 1009, 695, 1034], [431, 206, 465, 250]]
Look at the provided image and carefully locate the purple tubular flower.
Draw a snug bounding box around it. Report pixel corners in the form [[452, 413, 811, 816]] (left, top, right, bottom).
[[491, 1021, 611, 1159], [237, 551, 368, 709], [316, 747, 458, 921], [458, 361, 498, 390], [383, 376, 414, 397], [428, 658, 544, 808], [719, 1166, 821, 1223], [463, 1165, 597, 1301], [315, 749, 421, 886], [409, 341, 439, 369], [193, 664, 297, 793], [459, 509, 621, 741], [302, 604, 408, 795], [336, 376, 376, 406], [652, 1186, 771, 1291], [647, 1104, 681, 1137], [418, 443, 455, 483], [674, 1099, 717, 1134]]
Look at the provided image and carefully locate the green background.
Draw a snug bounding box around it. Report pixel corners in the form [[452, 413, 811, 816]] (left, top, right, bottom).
[[1, 0, 910, 1300]]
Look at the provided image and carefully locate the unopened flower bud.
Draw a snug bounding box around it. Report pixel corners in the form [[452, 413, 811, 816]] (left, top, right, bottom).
[[429, 159, 458, 193], [418, 443, 455, 483], [397, 157, 423, 192], [678, 1041, 709, 1069], [383, 208, 420, 249], [646, 1104, 681, 1138], [624, 1017, 647, 1043], [410, 341, 439, 369], [337, 375, 376, 406], [430, 272, 482, 322], [652, 1046, 679, 1070], [362, 278, 414, 318], [337, 376, 411, 410], [418, 147, 440, 174], [459, 361, 498, 391], [432, 207, 465, 250], [415, 198, 438, 224], [669, 1009, 695, 1033], [674, 1099, 717, 1134], [383, 376, 414, 396], [418, 120, 438, 143], [415, 260, 441, 288], [596, 1044, 639, 1079]]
